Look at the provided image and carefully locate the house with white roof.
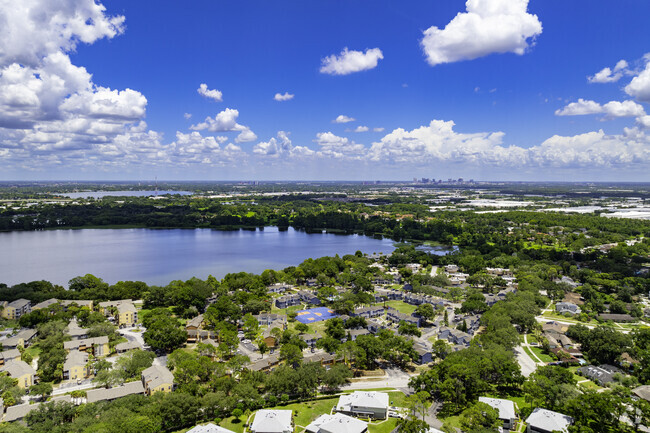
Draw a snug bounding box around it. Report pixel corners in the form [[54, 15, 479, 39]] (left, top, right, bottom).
[[525, 408, 573, 433], [336, 391, 390, 419], [187, 423, 237, 433], [306, 412, 368, 433], [479, 397, 516, 430], [250, 409, 293, 433]]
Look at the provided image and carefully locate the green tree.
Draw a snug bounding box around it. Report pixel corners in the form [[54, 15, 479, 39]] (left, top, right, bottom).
[[460, 402, 500, 432], [279, 343, 303, 367]]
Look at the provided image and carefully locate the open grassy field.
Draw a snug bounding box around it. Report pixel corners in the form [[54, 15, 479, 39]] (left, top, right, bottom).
[[383, 301, 416, 315]]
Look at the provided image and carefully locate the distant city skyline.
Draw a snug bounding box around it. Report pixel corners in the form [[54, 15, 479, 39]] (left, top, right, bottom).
[[1, 0, 650, 181]]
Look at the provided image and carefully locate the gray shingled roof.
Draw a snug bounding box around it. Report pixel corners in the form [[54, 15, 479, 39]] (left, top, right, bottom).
[[0, 360, 36, 378], [85, 381, 145, 403], [141, 365, 174, 390]]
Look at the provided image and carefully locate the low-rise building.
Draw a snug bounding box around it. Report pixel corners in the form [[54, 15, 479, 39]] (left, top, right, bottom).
[[33, 299, 94, 311], [247, 353, 281, 372], [0, 349, 20, 366], [306, 413, 368, 433], [298, 290, 321, 305], [3, 395, 71, 422], [525, 408, 573, 433], [0, 360, 36, 388], [64, 336, 109, 357], [0, 299, 31, 320], [187, 423, 237, 433], [250, 409, 293, 433], [300, 333, 321, 347], [347, 329, 371, 341], [336, 391, 389, 419], [478, 397, 516, 431], [254, 313, 287, 327], [85, 381, 145, 403], [413, 342, 433, 365], [598, 313, 635, 322], [556, 302, 580, 315], [115, 340, 141, 353], [1, 329, 37, 349], [66, 319, 89, 340], [386, 308, 421, 327], [438, 327, 472, 346], [577, 364, 624, 385], [141, 364, 174, 394], [275, 294, 300, 309], [63, 350, 90, 380], [352, 306, 384, 319], [98, 300, 137, 327]]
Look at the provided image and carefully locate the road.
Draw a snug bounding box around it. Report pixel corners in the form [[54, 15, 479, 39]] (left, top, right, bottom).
[[118, 326, 147, 348], [514, 344, 538, 377]]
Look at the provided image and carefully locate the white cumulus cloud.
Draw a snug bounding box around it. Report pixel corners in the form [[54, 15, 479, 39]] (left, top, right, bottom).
[[320, 48, 384, 75], [353, 126, 369, 132], [253, 131, 314, 157], [625, 58, 650, 103], [235, 127, 258, 143], [0, 0, 125, 68], [197, 83, 223, 102], [274, 92, 294, 101], [555, 99, 645, 119], [421, 0, 542, 66], [333, 115, 355, 124], [588, 59, 630, 83]]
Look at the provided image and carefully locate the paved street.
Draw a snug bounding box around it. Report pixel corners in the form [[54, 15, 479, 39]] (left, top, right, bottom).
[[514, 344, 538, 377]]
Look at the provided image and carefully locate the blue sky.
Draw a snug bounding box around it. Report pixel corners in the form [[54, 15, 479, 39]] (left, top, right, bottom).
[[1, 0, 650, 181]]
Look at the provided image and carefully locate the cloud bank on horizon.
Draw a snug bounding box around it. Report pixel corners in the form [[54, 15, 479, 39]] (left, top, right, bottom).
[[0, 0, 649, 180]]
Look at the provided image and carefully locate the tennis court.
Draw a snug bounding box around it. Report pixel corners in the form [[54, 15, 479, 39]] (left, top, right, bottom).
[[295, 307, 338, 324]]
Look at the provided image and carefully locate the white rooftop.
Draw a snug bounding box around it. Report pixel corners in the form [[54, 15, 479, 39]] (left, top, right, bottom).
[[478, 397, 516, 420], [337, 391, 390, 412], [187, 424, 237, 433], [525, 408, 573, 433], [250, 409, 293, 433], [306, 413, 368, 433]]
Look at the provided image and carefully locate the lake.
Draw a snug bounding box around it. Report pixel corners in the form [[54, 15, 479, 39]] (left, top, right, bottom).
[[59, 190, 193, 199], [0, 228, 396, 287]]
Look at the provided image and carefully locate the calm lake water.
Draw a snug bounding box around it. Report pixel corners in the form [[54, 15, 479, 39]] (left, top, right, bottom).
[[59, 190, 193, 199], [0, 228, 396, 287]]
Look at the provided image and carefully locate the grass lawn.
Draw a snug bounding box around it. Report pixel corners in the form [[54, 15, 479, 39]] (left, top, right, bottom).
[[287, 319, 328, 337], [383, 301, 416, 315], [368, 418, 398, 433], [219, 415, 247, 433], [522, 346, 540, 363], [24, 345, 41, 359], [526, 334, 538, 345], [438, 414, 462, 430], [577, 379, 603, 391], [530, 346, 555, 363], [265, 397, 339, 428]]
